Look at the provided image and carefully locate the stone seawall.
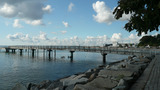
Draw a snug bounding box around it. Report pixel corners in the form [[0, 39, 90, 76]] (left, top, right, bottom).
[[12, 55, 155, 90]]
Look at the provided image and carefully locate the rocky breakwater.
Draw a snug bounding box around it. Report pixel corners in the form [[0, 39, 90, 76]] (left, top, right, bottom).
[[12, 55, 154, 90]]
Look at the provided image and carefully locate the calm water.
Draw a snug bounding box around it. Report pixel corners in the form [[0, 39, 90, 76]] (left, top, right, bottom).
[[0, 50, 129, 90]]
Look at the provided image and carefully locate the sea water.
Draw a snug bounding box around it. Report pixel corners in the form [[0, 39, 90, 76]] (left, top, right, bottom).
[[0, 50, 129, 90]]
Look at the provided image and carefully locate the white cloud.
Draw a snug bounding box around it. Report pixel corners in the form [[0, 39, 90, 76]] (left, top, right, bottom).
[[25, 19, 44, 26], [32, 31, 49, 42], [68, 3, 74, 12], [7, 32, 142, 46], [60, 30, 67, 34], [0, 3, 17, 18], [13, 19, 23, 28], [0, 1, 52, 26], [62, 21, 69, 27], [92, 1, 131, 24], [111, 33, 122, 42], [42, 5, 52, 13], [7, 33, 31, 42], [92, 1, 115, 24]]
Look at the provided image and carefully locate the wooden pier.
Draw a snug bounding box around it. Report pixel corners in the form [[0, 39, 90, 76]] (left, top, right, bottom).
[[2, 45, 160, 63]]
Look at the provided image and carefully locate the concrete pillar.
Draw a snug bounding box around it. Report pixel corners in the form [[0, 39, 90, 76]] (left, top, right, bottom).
[[32, 49, 35, 57], [102, 53, 107, 63], [12, 49, 16, 53], [48, 49, 52, 59], [70, 51, 75, 62], [19, 49, 23, 55], [5, 48, 10, 53]]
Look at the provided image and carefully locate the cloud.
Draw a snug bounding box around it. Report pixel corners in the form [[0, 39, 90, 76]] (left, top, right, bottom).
[[7, 32, 142, 46], [32, 31, 49, 42], [92, 1, 115, 24], [42, 5, 52, 13], [68, 3, 74, 12], [25, 19, 44, 26], [62, 21, 69, 27], [60, 30, 67, 34], [7, 33, 31, 42], [92, 1, 131, 24], [13, 19, 23, 28], [110, 33, 122, 42], [0, 3, 17, 18], [0, 0, 52, 26]]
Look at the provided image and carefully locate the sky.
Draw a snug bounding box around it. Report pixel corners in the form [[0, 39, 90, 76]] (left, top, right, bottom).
[[0, 0, 159, 46]]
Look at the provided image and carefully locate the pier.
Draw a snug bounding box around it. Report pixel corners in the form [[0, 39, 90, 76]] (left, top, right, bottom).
[[2, 45, 160, 63]]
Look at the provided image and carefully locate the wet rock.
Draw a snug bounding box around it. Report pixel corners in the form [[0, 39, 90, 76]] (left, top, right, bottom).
[[12, 83, 27, 90], [74, 84, 107, 90], [112, 86, 126, 90], [26, 83, 38, 90], [140, 58, 151, 63], [37, 80, 52, 89], [47, 81, 63, 89], [87, 77, 118, 89], [65, 84, 75, 90], [118, 79, 126, 86], [98, 69, 134, 77], [60, 74, 88, 86], [88, 73, 97, 81], [106, 65, 110, 69]]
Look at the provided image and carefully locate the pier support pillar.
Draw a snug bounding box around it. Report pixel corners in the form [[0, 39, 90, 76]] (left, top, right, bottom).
[[70, 51, 75, 62], [12, 49, 16, 53], [48, 49, 52, 59], [19, 49, 23, 55], [101, 53, 107, 63], [5, 48, 10, 53], [32, 49, 35, 57]]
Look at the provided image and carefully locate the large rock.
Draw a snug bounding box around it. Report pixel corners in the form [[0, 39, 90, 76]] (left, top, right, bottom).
[[12, 83, 27, 90], [74, 77, 118, 90], [139, 58, 151, 63], [47, 81, 63, 90], [37, 80, 52, 89], [98, 69, 135, 77], [74, 84, 107, 90], [60, 74, 88, 86]]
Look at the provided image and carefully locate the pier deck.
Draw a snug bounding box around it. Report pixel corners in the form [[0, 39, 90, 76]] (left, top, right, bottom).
[[131, 54, 160, 90]]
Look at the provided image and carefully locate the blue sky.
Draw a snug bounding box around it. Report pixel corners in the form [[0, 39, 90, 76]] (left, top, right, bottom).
[[0, 0, 159, 45]]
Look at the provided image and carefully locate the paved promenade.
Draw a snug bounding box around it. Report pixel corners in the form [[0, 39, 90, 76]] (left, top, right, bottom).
[[131, 55, 160, 90]]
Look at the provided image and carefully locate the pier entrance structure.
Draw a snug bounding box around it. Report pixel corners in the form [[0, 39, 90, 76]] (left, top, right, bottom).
[[3, 45, 160, 63]]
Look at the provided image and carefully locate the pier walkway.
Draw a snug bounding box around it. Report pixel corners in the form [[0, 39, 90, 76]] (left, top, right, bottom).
[[1, 45, 160, 62], [130, 54, 160, 90]]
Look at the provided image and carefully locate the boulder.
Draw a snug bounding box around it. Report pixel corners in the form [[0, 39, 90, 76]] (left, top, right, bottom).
[[112, 86, 126, 90], [65, 84, 75, 90], [86, 77, 118, 89], [60, 74, 88, 86], [118, 79, 126, 86], [47, 81, 63, 89], [74, 84, 107, 90], [98, 69, 134, 77], [88, 73, 97, 81], [139, 58, 151, 63], [12, 83, 27, 90], [37, 80, 52, 89]]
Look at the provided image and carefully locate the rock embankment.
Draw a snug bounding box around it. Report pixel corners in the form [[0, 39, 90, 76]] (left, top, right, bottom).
[[13, 55, 154, 90]]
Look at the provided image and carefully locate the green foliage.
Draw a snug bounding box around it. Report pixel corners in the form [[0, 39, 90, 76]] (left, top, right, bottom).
[[113, 0, 160, 36], [138, 34, 160, 46]]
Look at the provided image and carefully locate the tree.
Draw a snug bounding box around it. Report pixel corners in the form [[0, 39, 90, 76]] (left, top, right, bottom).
[[113, 0, 160, 36], [138, 34, 160, 46]]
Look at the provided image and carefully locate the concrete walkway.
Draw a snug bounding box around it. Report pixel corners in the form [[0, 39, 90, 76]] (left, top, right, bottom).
[[130, 55, 160, 90]]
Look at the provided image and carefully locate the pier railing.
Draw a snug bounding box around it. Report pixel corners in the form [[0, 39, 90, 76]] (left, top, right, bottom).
[[5, 45, 160, 55]]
